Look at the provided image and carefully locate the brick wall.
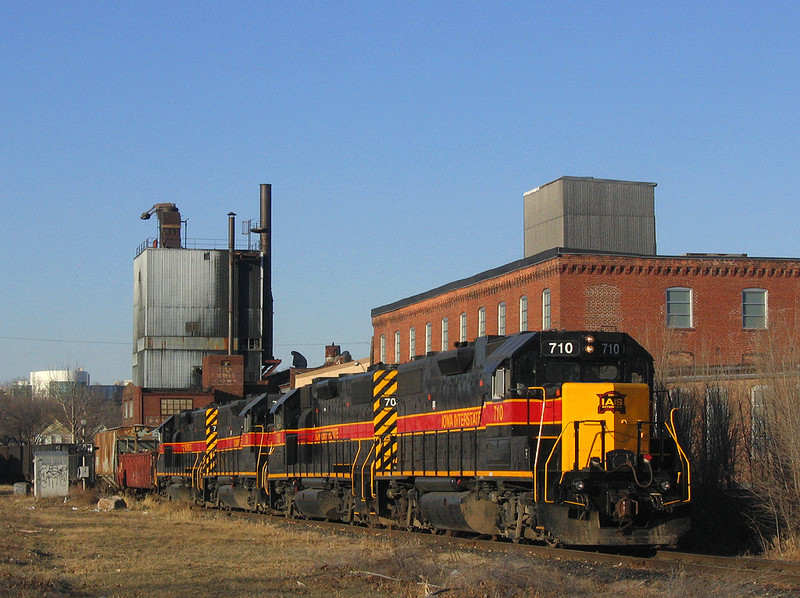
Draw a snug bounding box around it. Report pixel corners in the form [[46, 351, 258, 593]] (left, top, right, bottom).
[[371, 253, 800, 369], [121, 384, 214, 427]]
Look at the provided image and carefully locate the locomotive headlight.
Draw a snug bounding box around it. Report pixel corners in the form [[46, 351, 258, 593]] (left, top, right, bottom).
[[571, 479, 586, 493], [584, 345, 595, 354], [585, 335, 595, 344], [658, 480, 672, 493]]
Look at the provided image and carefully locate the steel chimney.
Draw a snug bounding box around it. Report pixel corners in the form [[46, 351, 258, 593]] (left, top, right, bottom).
[[259, 184, 274, 361]]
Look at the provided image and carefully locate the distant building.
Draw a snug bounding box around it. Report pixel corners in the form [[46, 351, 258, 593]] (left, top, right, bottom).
[[291, 344, 370, 389], [29, 369, 89, 397], [8, 380, 32, 401], [89, 384, 126, 404], [35, 423, 74, 445]]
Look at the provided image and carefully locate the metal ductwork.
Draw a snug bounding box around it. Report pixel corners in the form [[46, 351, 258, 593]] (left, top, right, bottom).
[[140, 203, 182, 248]]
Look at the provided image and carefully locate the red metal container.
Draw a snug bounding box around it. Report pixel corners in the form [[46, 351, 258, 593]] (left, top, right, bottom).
[[117, 451, 157, 490]]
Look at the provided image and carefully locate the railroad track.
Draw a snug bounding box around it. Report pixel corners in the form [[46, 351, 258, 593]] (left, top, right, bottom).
[[206, 507, 800, 590], [650, 550, 800, 587]]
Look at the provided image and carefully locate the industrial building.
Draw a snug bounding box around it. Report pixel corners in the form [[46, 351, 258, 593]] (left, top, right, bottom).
[[371, 176, 800, 377], [122, 187, 281, 427]]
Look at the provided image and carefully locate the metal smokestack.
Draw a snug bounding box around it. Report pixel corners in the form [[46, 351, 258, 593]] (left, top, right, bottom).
[[259, 184, 274, 361], [227, 211, 236, 355]]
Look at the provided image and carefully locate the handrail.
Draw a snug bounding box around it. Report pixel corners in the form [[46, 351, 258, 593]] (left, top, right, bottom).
[[350, 440, 364, 497], [665, 408, 692, 503], [542, 419, 606, 503], [191, 451, 205, 491], [543, 428, 567, 503], [253, 425, 265, 487], [364, 440, 378, 500], [530, 386, 548, 502], [542, 413, 691, 507]]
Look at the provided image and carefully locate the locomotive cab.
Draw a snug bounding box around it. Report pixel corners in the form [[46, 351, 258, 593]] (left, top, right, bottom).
[[487, 331, 691, 545]]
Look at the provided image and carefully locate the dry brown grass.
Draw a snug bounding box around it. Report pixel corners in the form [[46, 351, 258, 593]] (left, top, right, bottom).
[[0, 485, 793, 597], [762, 536, 800, 563]]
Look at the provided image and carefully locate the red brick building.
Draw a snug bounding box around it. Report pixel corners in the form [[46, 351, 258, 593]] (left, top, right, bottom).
[[370, 177, 800, 377], [121, 354, 273, 427], [370, 249, 800, 371]]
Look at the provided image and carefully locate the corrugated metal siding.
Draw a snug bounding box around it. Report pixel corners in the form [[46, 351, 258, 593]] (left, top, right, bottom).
[[94, 430, 118, 477], [132, 248, 263, 388], [562, 178, 655, 255], [118, 452, 156, 490], [139, 350, 202, 388], [141, 249, 227, 337], [524, 177, 656, 257], [523, 179, 565, 256]]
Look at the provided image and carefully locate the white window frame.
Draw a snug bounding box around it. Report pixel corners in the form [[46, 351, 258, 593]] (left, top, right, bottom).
[[441, 318, 449, 351], [409, 327, 416, 360], [478, 307, 486, 337], [666, 287, 693, 328], [379, 334, 386, 363], [460, 312, 467, 343], [519, 295, 528, 331], [425, 322, 432, 354], [497, 302, 506, 336], [742, 288, 767, 329], [542, 289, 551, 329], [394, 331, 401, 364]]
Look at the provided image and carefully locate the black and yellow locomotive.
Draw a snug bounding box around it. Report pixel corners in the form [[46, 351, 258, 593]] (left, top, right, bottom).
[[155, 330, 691, 547]]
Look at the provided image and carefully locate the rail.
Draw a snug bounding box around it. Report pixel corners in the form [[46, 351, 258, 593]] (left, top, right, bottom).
[[135, 237, 261, 258]]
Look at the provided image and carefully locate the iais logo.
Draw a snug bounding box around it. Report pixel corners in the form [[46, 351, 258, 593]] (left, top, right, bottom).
[[597, 390, 626, 414]]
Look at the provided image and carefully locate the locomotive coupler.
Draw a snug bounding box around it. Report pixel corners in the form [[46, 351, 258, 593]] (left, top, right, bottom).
[[614, 496, 639, 521]]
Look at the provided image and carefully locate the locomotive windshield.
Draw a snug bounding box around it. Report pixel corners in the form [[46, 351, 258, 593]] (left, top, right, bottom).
[[512, 352, 624, 387], [510, 334, 652, 389]]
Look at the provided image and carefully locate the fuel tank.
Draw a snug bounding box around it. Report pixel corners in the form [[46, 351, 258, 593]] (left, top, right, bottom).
[[418, 491, 499, 535], [293, 489, 340, 520]]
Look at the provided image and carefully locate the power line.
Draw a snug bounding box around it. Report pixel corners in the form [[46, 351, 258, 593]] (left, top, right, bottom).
[[0, 335, 129, 346], [0, 335, 371, 347], [274, 341, 371, 347]]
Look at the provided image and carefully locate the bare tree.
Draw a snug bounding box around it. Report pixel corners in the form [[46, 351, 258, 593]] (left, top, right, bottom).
[[46, 367, 107, 443], [651, 325, 748, 553], [0, 385, 55, 444], [745, 317, 800, 551]]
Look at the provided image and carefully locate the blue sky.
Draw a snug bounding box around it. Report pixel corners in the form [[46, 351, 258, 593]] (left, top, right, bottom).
[[1, 2, 799, 384]]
